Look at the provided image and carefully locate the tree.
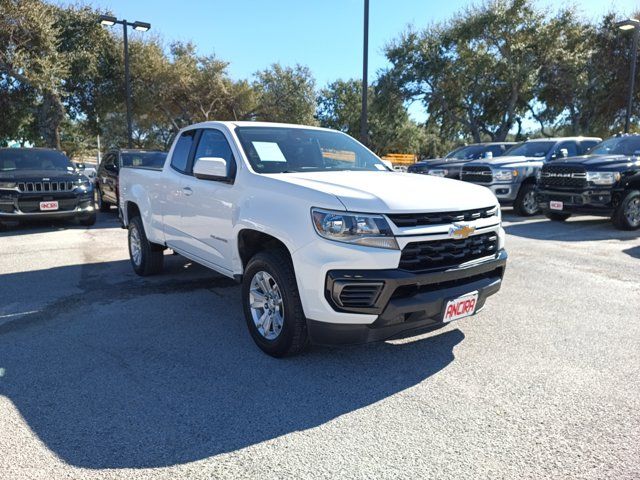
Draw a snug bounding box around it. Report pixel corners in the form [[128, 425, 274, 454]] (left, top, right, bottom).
[[317, 78, 425, 156], [253, 64, 317, 124], [386, 0, 549, 142]]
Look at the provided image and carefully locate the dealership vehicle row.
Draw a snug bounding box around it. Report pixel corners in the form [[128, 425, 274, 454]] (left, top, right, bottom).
[[1, 125, 639, 358]]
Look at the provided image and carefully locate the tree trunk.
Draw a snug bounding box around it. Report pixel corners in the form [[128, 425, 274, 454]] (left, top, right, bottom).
[[38, 91, 64, 149]]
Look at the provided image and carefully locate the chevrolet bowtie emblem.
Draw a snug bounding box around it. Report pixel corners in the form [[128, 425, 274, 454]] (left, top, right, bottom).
[[449, 223, 475, 239]]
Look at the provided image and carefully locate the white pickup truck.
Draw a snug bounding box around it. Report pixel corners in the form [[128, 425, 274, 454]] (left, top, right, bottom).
[[120, 122, 507, 357]]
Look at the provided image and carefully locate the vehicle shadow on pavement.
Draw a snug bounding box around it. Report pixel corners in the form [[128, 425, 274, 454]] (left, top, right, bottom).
[[0, 213, 119, 238], [504, 217, 640, 242], [0, 256, 463, 470]]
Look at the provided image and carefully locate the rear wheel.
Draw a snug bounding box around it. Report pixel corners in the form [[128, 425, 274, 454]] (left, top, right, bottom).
[[128, 216, 164, 275], [545, 212, 571, 222], [242, 249, 308, 357], [613, 190, 640, 230], [513, 183, 540, 216]]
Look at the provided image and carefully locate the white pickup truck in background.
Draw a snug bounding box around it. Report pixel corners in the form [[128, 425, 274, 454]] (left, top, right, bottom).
[[119, 122, 507, 357]]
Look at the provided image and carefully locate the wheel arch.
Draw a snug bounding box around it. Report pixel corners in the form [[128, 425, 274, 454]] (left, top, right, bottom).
[[237, 229, 293, 274]]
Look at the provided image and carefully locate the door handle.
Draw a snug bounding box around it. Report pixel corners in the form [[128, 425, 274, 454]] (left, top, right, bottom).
[[182, 186, 193, 196]]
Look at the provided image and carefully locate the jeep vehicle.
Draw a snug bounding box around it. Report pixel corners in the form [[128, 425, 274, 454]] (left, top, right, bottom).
[[460, 137, 601, 216], [0, 148, 96, 226], [407, 142, 516, 179], [95, 149, 166, 212], [537, 134, 640, 230], [120, 122, 507, 357]]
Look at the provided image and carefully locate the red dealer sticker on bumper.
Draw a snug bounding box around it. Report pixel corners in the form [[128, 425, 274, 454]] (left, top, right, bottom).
[[39, 201, 59, 211], [443, 292, 478, 323]]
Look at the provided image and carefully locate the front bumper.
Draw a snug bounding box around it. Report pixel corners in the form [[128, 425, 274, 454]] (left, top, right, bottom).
[[308, 249, 507, 345], [537, 188, 616, 216], [0, 191, 94, 220]]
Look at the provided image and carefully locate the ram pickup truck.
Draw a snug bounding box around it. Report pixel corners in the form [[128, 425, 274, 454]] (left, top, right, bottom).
[[407, 142, 516, 179], [120, 122, 507, 357], [537, 134, 640, 230], [460, 137, 601, 216]]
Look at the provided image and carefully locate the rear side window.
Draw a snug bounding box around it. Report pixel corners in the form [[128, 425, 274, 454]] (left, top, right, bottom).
[[194, 129, 236, 179], [171, 131, 196, 173]]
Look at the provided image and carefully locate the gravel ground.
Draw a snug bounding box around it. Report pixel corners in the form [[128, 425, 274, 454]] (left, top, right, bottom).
[[0, 210, 639, 479]]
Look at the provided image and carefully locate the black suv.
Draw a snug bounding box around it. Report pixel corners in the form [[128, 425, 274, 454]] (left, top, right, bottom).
[[0, 148, 95, 226], [537, 134, 640, 230], [407, 142, 516, 179], [95, 149, 166, 212]]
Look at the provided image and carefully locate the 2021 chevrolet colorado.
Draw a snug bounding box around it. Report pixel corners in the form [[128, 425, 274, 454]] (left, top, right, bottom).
[[119, 122, 507, 356]]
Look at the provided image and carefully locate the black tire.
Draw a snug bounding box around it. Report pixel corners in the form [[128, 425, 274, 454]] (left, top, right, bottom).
[[96, 186, 111, 212], [513, 183, 540, 216], [78, 211, 97, 226], [545, 212, 571, 222], [613, 189, 640, 230], [242, 249, 309, 357], [128, 216, 164, 276]]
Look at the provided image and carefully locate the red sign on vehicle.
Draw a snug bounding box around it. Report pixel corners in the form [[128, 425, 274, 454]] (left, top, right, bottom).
[[443, 292, 478, 323], [39, 201, 59, 211]]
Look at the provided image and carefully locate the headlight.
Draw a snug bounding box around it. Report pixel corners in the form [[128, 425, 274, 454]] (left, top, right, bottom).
[[311, 208, 399, 250], [493, 169, 518, 181], [428, 169, 448, 177], [0, 181, 17, 190], [76, 178, 92, 189], [586, 171, 620, 185]]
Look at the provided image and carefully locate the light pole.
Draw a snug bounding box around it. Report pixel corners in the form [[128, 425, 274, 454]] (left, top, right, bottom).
[[98, 15, 151, 148], [360, 0, 369, 145], [616, 18, 640, 133]]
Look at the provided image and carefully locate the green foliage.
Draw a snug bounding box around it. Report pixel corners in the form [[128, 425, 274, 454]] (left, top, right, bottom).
[[0, 0, 639, 157]]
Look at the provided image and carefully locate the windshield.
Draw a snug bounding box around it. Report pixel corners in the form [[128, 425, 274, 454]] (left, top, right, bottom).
[[0, 149, 74, 172], [235, 126, 390, 174], [589, 136, 640, 156], [121, 151, 167, 169], [504, 141, 555, 158], [446, 145, 490, 160]]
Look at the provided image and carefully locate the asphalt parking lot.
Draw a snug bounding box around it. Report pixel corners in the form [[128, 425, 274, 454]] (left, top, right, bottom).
[[0, 211, 639, 479]]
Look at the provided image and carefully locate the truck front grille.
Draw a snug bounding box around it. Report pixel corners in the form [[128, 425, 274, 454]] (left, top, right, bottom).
[[460, 166, 492, 183], [18, 181, 75, 193], [539, 165, 587, 188], [387, 206, 497, 228], [400, 232, 498, 271]]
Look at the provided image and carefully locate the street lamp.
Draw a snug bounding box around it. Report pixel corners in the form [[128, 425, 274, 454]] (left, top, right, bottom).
[[98, 14, 151, 148], [360, 0, 369, 146], [616, 18, 640, 133]]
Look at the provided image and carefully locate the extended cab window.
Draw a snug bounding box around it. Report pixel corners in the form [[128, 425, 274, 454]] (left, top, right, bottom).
[[554, 141, 578, 158], [194, 129, 237, 179], [171, 130, 196, 173]]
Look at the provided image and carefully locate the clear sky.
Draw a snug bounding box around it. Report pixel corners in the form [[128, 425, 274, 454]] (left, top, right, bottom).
[[55, 0, 637, 88]]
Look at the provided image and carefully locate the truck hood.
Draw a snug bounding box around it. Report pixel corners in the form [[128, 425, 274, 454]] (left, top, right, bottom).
[[466, 155, 538, 168], [0, 168, 83, 182], [549, 154, 638, 170], [421, 158, 468, 168], [268, 171, 498, 213]]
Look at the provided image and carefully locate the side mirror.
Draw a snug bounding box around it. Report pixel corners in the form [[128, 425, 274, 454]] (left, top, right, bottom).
[[75, 162, 86, 170], [381, 159, 393, 170], [193, 157, 227, 180]]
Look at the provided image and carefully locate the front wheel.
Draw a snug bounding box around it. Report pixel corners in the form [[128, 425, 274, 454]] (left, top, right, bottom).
[[128, 216, 164, 275], [96, 186, 111, 212], [513, 183, 540, 216], [242, 249, 309, 357], [613, 190, 640, 230], [545, 212, 571, 222]]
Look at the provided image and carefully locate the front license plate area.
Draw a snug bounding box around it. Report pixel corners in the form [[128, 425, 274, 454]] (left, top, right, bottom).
[[550, 200, 563, 211], [443, 291, 479, 323], [39, 201, 59, 211]]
